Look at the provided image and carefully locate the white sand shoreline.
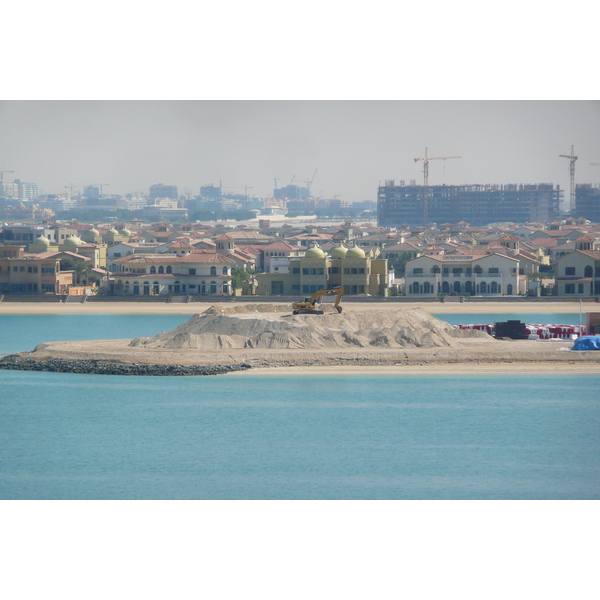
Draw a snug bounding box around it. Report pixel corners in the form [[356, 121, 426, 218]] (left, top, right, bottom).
[[0, 300, 596, 315], [228, 363, 600, 376]]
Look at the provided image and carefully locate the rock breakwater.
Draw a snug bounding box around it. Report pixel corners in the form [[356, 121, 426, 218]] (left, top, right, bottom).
[[0, 354, 252, 376]]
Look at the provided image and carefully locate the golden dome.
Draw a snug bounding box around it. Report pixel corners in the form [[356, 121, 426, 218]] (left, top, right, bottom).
[[304, 244, 326, 259], [330, 244, 348, 258], [346, 244, 366, 258]]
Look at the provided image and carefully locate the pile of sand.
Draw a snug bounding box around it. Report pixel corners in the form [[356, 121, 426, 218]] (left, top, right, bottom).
[[129, 306, 488, 351], [202, 303, 292, 315], [203, 303, 340, 315]]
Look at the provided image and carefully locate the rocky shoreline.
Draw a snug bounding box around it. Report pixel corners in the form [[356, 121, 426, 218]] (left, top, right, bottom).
[[0, 354, 252, 376]]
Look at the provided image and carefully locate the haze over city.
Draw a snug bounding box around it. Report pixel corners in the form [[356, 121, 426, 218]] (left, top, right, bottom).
[[1, 101, 599, 208]]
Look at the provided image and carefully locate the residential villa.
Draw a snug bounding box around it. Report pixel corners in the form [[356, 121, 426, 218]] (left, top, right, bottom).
[[554, 250, 600, 296], [110, 252, 236, 296], [404, 253, 521, 296], [0, 245, 73, 294]]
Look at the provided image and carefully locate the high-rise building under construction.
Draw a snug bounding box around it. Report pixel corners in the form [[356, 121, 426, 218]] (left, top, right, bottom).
[[377, 182, 562, 227], [574, 184, 600, 223]]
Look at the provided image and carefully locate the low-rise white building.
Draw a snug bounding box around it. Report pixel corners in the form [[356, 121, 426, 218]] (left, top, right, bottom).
[[110, 253, 235, 296], [404, 253, 521, 296]]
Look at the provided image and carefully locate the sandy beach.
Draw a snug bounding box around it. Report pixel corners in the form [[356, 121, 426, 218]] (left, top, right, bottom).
[[0, 299, 596, 315], [228, 363, 600, 376]]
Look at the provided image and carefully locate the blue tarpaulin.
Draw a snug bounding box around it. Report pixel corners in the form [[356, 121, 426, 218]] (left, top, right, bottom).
[[572, 335, 600, 351]]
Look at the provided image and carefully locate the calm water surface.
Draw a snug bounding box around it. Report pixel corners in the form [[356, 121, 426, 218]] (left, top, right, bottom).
[[1, 371, 598, 500], [1, 313, 597, 500]]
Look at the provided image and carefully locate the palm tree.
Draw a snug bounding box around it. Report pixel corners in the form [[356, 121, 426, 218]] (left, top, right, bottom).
[[73, 260, 92, 285]]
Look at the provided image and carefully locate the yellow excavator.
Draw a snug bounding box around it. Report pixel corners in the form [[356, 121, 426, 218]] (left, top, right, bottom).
[[292, 287, 344, 315]]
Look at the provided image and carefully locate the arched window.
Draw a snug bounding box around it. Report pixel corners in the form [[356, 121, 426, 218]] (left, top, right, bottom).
[[479, 282, 487, 294], [411, 282, 420, 294], [465, 281, 472, 294], [474, 265, 482, 274], [210, 281, 217, 294], [432, 265, 440, 273], [490, 281, 498, 293], [442, 281, 450, 294], [454, 281, 461, 294], [150, 266, 156, 274], [158, 266, 164, 274], [423, 281, 431, 294], [210, 266, 217, 276], [223, 266, 228, 275], [166, 266, 172, 274], [585, 265, 593, 278], [507, 284, 513, 295]]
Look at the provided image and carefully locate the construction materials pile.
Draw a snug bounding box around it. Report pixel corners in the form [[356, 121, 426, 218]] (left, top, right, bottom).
[[129, 305, 488, 351]]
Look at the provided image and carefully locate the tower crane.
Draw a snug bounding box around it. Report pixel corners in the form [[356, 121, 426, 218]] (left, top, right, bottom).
[[414, 147, 461, 226], [64, 184, 84, 198], [0, 168, 14, 182], [296, 169, 318, 197], [559, 145, 578, 213], [94, 183, 110, 196]]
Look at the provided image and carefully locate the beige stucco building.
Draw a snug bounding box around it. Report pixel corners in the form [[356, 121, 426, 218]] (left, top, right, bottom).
[[554, 250, 600, 296], [404, 253, 521, 296], [256, 243, 391, 296]]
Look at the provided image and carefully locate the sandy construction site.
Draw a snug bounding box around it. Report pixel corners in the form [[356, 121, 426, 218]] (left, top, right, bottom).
[[5, 303, 600, 375]]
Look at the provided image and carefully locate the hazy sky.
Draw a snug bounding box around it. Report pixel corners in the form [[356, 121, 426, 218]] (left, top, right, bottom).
[[1, 100, 599, 206]]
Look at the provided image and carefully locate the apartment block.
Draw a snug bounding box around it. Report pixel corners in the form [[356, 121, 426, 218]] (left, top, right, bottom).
[[377, 182, 562, 227]]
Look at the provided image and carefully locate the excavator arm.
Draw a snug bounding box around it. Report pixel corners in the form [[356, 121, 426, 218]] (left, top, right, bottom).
[[293, 287, 343, 314]]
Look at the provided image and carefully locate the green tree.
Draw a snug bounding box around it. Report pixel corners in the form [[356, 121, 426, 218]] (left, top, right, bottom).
[[73, 261, 92, 285], [231, 267, 250, 291], [391, 252, 414, 277]]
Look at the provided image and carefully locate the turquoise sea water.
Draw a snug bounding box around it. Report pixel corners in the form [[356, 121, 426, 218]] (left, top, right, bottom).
[[1, 371, 598, 500], [0, 313, 598, 500]]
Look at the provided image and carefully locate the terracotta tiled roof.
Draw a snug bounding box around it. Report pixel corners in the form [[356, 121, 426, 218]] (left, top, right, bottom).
[[113, 253, 236, 264], [529, 238, 559, 247]]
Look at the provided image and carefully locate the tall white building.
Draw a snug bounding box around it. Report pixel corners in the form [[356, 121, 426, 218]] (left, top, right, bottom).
[[15, 180, 39, 200]]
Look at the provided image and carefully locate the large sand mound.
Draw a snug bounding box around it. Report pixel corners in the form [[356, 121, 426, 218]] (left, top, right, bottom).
[[129, 306, 488, 351]]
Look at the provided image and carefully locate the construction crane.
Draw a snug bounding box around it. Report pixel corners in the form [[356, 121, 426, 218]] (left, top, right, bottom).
[[64, 184, 84, 197], [94, 183, 110, 196], [223, 185, 253, 201], [0, 168, 14, 182], [296, 169, 318, 197], [414, 147, 461, 226], [559, 145, 578, 213]]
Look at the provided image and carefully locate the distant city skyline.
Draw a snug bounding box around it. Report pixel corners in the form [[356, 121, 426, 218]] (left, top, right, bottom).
[[1, 101, 599, 207]]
